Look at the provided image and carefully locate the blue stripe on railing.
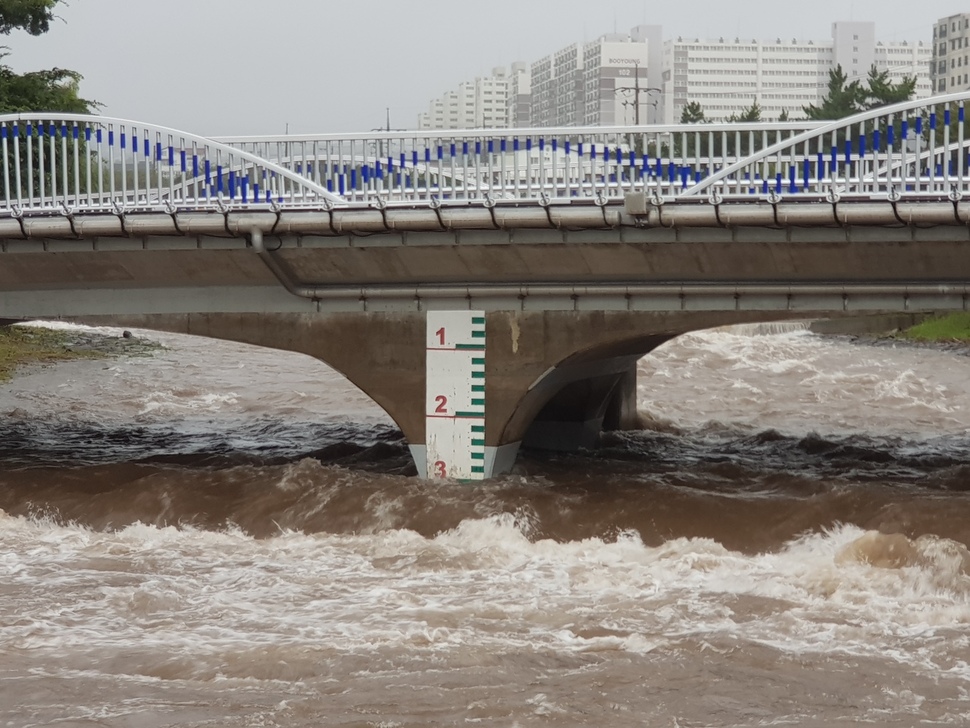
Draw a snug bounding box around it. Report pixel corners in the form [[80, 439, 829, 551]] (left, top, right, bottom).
[[577, 142, 583, 157], [375, 161, 383, 179], [564, 141, 570, 155], [168, 146, 174, 166], [946, 109, 952, 126], [217, 165, 224, 193], [72, 125, 78, 140], [362, 165, 370, 183], [590, 144, 596, 158], [425, 148, 431, 162], [552, 139, 558, 152], [501, 139, 507, 152], [475, 141, 481, 155], [487, 140, 494, 154], [538, 138, 544, 151], [789, 167, 796, 194], [901, 120, 908, 142], [873, 129, 881, 152], [180, 150, 186, 172], [439, 145, 445, 160], [119, 132, 124, 149], [887, 124, 895, 147], [156, 142, 163, 161], [462, 141, 468, 155], [603, 147, 609, 162], [762, 179, 769, 194], [399, 152, 405, 169], [803, 163, 809, 189], [844, 139, 851, 164], [193, 155, 198, 177], [412, 151, 418, 166], [241, 177, 248, 202], [144, 138, 150, 157], [526, 138, 532, 152], [205, 159, 211, 185], [830, 146, 837, 168], [339, 175, 345, 195], [930, 112, 937, 131], [350, 168, 357, 189], [961, 106, 966, 123], [387, 157, 393, 173], [327, 179, 333, 193], [253, 182, 260, 200], [97, 128, 103, 144], [915, 116, 923, 135], [858, 135, 866, 158]]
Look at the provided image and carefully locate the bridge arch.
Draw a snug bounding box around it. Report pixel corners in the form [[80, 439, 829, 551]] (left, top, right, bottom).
[[681, 90, 970, 199], [0, 112, 341, 213]]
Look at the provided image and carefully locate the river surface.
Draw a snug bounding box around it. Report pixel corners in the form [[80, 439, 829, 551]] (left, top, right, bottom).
[[3, 321, 970, 727]]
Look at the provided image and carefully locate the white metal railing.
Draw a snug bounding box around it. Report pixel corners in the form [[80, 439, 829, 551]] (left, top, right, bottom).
[[3, 92, 970, 217], [214, 121, 822, 204], [214, 90, 970, 204], [0, 114, 339, 214]]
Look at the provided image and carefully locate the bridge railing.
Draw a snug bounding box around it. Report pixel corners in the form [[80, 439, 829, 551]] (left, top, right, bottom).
[[215, 91, 970, 204], [214, 122, 823, 204], [0, 114, 339, 214]]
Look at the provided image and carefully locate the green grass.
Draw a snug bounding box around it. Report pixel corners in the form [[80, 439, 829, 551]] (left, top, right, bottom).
[[0, 325, 104, 382], [900, 313, 970, 343]]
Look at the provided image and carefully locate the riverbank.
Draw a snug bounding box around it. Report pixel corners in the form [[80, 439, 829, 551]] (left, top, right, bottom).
[[0, 324, 161, 382], [813, 312, 970, 356]]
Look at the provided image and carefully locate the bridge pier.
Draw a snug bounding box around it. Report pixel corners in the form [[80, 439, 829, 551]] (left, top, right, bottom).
[[85, 309, 796, 480]]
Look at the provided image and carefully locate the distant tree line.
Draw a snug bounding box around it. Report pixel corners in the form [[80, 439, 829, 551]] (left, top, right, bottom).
[[679, 64, 918, 125]]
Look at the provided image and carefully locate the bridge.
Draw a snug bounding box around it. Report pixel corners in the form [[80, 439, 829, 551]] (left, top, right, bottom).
[[3, 93, 970, 479]]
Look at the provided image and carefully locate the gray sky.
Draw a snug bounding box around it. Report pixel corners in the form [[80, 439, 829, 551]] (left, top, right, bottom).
[[5, 0, 965, 136]]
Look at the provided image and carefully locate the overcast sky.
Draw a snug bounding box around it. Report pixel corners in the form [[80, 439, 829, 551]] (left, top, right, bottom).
[[4, 0, 966, 136]]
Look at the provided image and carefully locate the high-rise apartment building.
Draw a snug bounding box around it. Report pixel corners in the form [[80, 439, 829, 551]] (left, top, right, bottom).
[[417, 21, 931, 129], [931, 13, 970, 93], [663, 22, 930, 122], [418, 66, 521, 130]]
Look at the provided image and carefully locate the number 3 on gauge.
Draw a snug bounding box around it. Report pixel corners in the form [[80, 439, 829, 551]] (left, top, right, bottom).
[[433, 460, 447, 478]]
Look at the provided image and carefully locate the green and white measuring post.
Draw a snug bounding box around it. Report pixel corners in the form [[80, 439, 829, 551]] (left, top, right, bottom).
[[425, 311, 487, 481]]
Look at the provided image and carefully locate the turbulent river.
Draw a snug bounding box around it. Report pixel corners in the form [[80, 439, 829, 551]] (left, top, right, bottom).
[[3, 322, 970, 727]]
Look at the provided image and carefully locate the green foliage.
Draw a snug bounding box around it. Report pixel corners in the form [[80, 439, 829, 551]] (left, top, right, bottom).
[[0, 0, 59, 35], [679, 101, 706, 124], [0, 0, 96, 114], [728, 100, 762, 123], [803, 64, 917, 121], [779, 109, 790, 122], [803, 66, 865, 120], [901, 313, 970, 342], [865, 66, 917, 109]]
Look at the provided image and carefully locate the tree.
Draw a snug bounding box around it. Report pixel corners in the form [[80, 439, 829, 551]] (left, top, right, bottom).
[[0, 0, 96, 114], [680, 101, 706, 124], [864, 65, 917, 110], [779, 109, 790, 122], [0, 0, 59, 36], [803, 64, 917, 121], [728, 99, 762, 123], [803, 66, 865, 120]]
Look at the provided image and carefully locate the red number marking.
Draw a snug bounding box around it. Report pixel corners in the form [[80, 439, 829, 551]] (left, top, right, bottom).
[[436, 327, 446, 345], [434, 395, 448, 414], [434, 460, 447, 478]]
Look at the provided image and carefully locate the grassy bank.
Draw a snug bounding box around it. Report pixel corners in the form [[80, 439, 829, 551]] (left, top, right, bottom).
[[0, 325, 106, 382], [899, 313, 970, 343]]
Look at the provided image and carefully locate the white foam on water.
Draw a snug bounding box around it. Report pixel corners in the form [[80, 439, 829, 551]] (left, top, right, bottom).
[[639, 327, 970, 437], [4, 508, 970, 689]]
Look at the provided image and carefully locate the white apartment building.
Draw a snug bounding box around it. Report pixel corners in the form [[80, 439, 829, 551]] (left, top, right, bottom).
[[418, 21, 931, 129], [932, 13, 970, 93], [663, 22, 931, 123], [418, 66, 519, 130], [506, 62, 531, 128]]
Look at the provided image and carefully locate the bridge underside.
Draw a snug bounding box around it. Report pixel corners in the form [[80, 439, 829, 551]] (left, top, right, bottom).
[[70, 307, 924, 478], [5, 204, 970, 478]]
